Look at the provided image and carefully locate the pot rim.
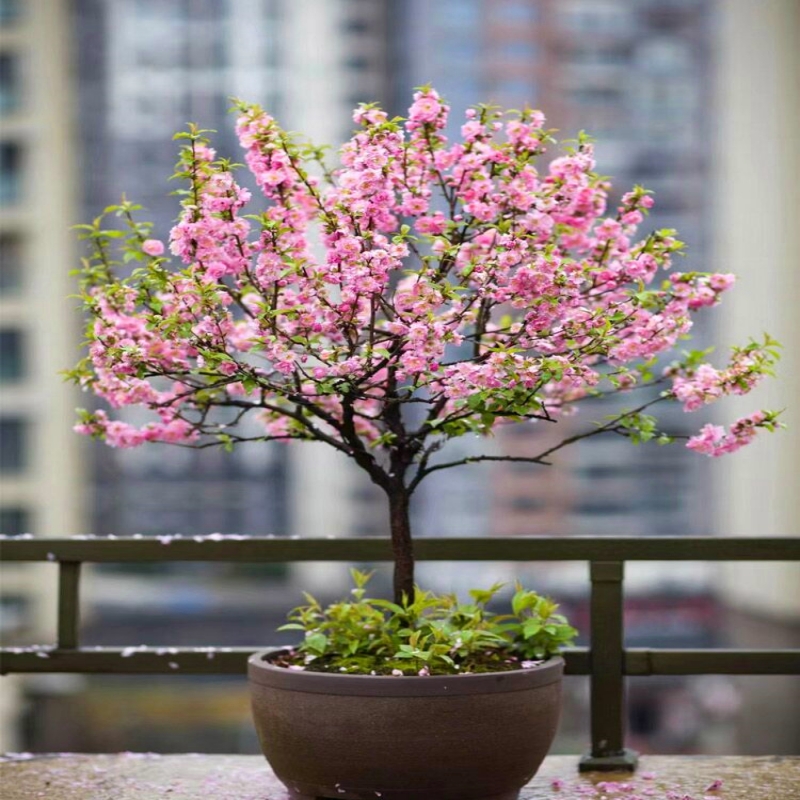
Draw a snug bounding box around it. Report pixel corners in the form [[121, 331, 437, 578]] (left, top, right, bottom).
[[248, 648, 564, 696]]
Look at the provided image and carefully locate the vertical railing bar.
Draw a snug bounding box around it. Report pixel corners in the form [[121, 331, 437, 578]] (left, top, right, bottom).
[[579, 560, 638, 771], [57, 561, 82, 650], [590, 561, 624, 754]]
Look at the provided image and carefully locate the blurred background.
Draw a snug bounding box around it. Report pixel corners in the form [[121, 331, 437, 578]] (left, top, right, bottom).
[[1, 0, 798, 757]]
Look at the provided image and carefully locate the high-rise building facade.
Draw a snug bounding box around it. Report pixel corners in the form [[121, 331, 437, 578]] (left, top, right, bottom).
[[714, 0, 800, 754], [390, 0, 714, 554], [73, 0, 390, 547], [8, 0, 792, 757], [14, 0, 394, 753], [387, 0, 724, 753], [75, 0, 286, 542], [0, 0, 86, 749]]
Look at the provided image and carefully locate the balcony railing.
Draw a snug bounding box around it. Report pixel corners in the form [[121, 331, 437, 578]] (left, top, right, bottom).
[[1, 535, 799, 770]]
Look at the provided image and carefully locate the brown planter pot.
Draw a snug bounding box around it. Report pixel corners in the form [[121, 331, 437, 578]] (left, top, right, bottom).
[[248, 650, 564, 800]]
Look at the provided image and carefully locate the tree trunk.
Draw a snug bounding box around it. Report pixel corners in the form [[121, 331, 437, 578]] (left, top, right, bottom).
[[388, 486, 415, 605]]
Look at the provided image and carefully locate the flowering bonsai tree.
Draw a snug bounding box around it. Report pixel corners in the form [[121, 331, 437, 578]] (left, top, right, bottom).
[[71, 89, 780, 646]]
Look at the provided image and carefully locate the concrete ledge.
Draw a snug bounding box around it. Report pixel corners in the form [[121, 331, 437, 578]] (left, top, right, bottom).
[[1, 753, 798, 799]]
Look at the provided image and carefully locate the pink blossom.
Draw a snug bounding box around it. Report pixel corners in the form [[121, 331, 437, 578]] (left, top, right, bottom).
[[407, 89, 448, 128], [72, 89, 780, 470], [687, 412, 771, 457], [670, 341, 775, 412], [415, 212, 447, 235], [142, 239, 164, 257], [709, 273, 735, 292]]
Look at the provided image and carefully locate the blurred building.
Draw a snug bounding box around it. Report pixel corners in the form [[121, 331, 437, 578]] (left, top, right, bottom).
[[714, 0, 800, 754], [75, 0, 289, 542], [495, 0, 712, 546], [0, 0, 87, 748], [391, 0, 713, 551], [388, 0, 728, 754], [72, 0, 393, 550], [2, 0, 796, 758], [24, 0, 394, 753]]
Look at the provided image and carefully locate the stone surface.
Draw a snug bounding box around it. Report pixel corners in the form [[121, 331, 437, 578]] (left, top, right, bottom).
[[0, 753, 798, 799]]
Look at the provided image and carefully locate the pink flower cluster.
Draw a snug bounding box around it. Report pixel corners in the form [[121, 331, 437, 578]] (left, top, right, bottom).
[[74, 410, 196, 448], [687, 412, 771, 457], [72, 90, 778, 460], [669, 272, 735, 310], [670, 342, 774, 412], [549, 772, 724, 799]]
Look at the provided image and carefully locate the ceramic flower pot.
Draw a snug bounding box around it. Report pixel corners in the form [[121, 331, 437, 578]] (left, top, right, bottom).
[[248, 650, 563, 800]]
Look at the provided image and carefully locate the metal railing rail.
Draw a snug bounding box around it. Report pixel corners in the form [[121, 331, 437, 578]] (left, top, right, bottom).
[[1, 535, 799, 770]]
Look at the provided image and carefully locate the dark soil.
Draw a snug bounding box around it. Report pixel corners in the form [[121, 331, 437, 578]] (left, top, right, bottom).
[[270, 648, 543, 676]]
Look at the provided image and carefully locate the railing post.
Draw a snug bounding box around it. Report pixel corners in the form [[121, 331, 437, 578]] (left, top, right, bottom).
[[579, 560, 638, 771], [57, 561, 82, 650]]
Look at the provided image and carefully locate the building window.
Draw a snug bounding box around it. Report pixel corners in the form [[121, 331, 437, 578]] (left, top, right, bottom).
[[345, 55, 371, 71], [439, 0, 480, 26], [0, 506, 30, 534], [511, 496, 544, 512], [343, 18, 370, 34], [0, 417, 27, 473], [493, 78, 537, 105], [564, 45, 631, 67], [576, 463, 633, 479], [568, 86, 624, 109], [0, 595, 30, 635], [494, 2, 539, 24], [557, 1, 634, 36], [135, 37, 186, 69], [0, 0, 20, 26], [0, 141, 22, 205], [635, 38, 693, 76], [0, 52, 20, 113], [574, 500, 630, 516], [0, 233, 22, 293], [0, 328, 24, 381], [635, 79, 698, 120], [441, 37, 480, 64], [134, 0, 190, 21], [500, 41, 539, 61]]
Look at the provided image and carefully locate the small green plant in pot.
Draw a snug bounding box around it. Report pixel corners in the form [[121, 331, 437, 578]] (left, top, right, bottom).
[[71, 88, 781, 799], [275, 571, 576, 676]]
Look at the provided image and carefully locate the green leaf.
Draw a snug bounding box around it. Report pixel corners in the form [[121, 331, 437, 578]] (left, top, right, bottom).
[[523, 619, 542, 638], [304, 632, 328, 655]]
